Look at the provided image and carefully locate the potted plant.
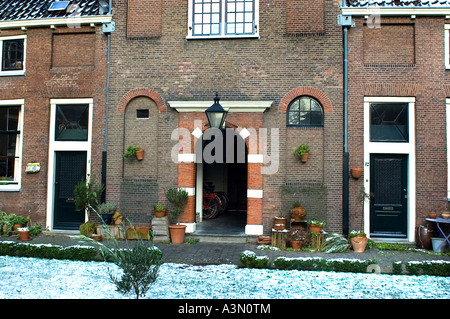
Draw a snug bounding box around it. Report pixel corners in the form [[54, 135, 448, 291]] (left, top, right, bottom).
[[154, 204, 167, 218], [288, 227, 308, 249], [349, 230, 369, 253], [12, 215, 27, 231], [98, 202, 117, 225], [17, 227, 31, 241], [166, 187, 189, 244], [293, 143, 310, 163], [80, 221, 97, 237], [307, 219, 326, 233], [124, 146, 144, 161], [274, 211, 287, 230], [112, 211, 124, 225], [290, 201, 307, 221]]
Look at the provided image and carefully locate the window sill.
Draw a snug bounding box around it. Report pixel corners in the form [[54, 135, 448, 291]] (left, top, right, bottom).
[[186, 34, 260, 40], [0, 71, 25, 76], [0, 184, 20, 191]]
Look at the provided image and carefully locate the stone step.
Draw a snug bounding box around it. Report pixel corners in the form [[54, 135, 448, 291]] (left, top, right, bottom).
[[186, 233, 258, 244]]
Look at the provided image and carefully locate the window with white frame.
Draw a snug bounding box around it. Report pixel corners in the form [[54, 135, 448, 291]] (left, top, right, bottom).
[[446, 25, 450, 69], [0, 100, 24, 191], [0, 35, 26, 76], [187, 0, 259, 39]]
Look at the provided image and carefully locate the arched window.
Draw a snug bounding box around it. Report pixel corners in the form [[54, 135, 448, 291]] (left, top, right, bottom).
[[287, 96, 324, 127]]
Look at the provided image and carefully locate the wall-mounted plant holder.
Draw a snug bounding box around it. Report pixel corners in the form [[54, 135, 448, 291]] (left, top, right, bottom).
[[350, 167, 363, 179]]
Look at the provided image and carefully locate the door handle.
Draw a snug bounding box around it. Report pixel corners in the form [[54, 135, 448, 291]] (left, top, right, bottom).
[[66, 197, 75, 203]]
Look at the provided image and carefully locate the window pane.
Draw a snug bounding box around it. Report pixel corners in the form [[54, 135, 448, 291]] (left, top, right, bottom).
[[0, 106, 20, 182], [55, 104, 89, 141], [370, 103, 408, 142], [288, 111, 299, 125], [287, 97, 323, 126], [225, 0, 255, 35], [2, 39, 24, 71]]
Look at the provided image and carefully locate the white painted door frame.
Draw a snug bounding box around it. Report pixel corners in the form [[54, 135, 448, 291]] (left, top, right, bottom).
[[363, 97, 416, 242], [46, 98, 93, 230]]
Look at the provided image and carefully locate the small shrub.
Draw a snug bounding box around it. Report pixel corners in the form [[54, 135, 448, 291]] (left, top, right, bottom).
[[239, 250, 269, 268]]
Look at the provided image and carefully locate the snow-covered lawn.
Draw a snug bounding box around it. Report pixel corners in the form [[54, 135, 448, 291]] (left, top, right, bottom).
[[0, 255, 449, 299]]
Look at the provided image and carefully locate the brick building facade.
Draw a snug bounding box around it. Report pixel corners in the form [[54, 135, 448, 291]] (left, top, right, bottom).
[[0, 1, 112, 230], [107, 0, 344, 236], [342, 0, 450, 242]]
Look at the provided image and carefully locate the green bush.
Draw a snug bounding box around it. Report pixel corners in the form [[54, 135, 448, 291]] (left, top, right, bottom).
[[405, 260, 450, 277], [0, 242, 99, 261], [239, 250, 269, 269], [272, 256, 377, 273]]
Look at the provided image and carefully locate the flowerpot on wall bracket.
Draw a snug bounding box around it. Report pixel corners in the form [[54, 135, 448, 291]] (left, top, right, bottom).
[[350, 168, 363, 179], [135, 148, 144, 161]]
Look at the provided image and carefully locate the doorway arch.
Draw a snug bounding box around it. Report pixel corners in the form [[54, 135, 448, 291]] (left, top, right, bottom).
[[195, 128, 248, 234]]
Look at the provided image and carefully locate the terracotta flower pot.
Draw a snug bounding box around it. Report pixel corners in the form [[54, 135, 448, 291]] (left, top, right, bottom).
[[274, 216, 287, 228], [290, 206, 307, 221], [114, 216, 123, 225], [309, 224, 323, 233], [301, 153, 309, 163], [155, 208, 166, 218], [351, 235, 368, 253], [18, 230, 31, 241], [291, 240, 302, 249], [350, 168, 363, 179], [169, 224, 186, 244], [135, 148, 144, 161], [274, 224, 285, 231]]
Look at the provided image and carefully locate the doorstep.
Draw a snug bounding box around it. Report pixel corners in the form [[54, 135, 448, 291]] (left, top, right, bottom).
[[186, 232, 258, 244]]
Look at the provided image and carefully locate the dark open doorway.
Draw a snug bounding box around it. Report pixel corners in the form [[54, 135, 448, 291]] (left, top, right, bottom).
[[196, 128, 247, 235]]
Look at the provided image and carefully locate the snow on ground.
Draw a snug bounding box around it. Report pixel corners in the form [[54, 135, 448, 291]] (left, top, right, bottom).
[[0, 255, 449, 299]]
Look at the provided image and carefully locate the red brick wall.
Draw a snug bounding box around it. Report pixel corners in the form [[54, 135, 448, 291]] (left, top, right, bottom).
[[0, 26, 107, 226], [347, 16, 450, 231], [127, 0, 162, 38], [109, 0, 344, 233]]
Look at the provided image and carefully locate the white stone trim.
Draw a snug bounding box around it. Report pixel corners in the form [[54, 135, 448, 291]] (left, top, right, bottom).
[[341, 7, 450, 16], [179, 187, 195, 196], [181, 222, 196, 233], [247, 154, 264, 163], [247, 189, 263, 198], [178, 153, 196, 163], [245, 224, 263, 235], [168, 100, 272, 113], [446, 26, 450, 70]]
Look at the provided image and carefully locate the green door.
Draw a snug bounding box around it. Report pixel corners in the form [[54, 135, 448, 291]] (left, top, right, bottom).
[[370, 154, 408, 238], [53, 151, 87, 230]]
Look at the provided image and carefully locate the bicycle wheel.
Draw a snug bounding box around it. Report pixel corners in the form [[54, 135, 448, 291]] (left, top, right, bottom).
[[203, 197, 219, 219]]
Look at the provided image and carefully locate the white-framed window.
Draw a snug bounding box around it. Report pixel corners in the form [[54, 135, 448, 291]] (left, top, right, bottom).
[[187, 0, 259, 39], [0, 35, 26, 76], [0, 99, 24, 191], [446, 25, 450, 69]]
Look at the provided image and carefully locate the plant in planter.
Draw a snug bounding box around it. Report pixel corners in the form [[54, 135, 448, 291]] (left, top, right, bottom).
[[293, 143, 310, 163], [166, 187, 189, 244], [98, 202, 117, 225], [80, 221, 97, 237], [17, 227, 31, 241], [274, 211, 287, 231], [12, 215, 27, 230], [154, 204, 167, 218], [124, 146, 144, 161], [290, 201, 307, 221], [350, 167, 364, 179], [348, 230, 369, 253], [307, 219, 326, 233], [288, 227, 308, 249], [112, 211, 124, 225]]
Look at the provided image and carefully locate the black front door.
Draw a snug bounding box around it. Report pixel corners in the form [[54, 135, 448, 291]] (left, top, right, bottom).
[[53, 151, 87, 230], [370, 154, 408, 238]]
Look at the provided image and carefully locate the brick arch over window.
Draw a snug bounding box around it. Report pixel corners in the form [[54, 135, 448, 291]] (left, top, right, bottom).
[[118, 88, 166, 113], [279, 87, 333, 113]]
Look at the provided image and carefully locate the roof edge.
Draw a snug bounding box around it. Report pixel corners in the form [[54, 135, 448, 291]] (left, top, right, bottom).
[[0, 15, 112, 30]]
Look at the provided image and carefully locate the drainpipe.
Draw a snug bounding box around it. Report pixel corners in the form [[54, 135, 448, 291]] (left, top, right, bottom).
[[101, 1, 115, 201], [338, 7, 354, 236]]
